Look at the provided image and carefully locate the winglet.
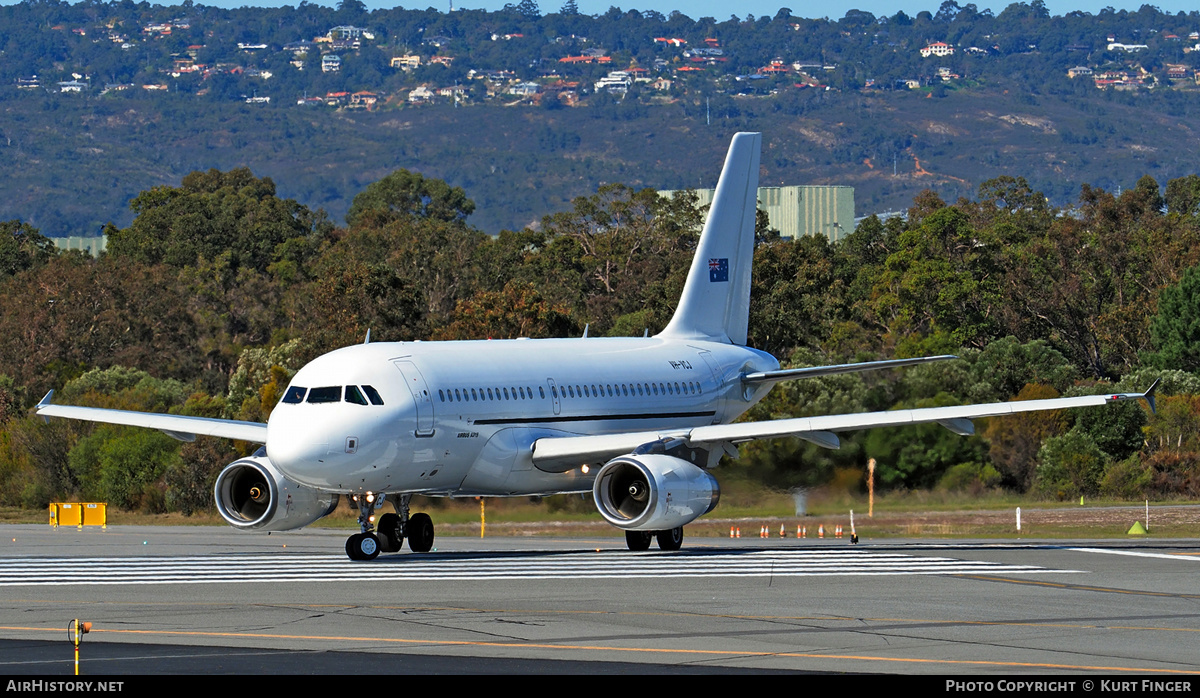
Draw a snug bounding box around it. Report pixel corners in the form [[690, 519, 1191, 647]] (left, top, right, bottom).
[[1142, 378, 1160, 415], [1107, 378, 1160, 414], [36, 390, 54, 424]]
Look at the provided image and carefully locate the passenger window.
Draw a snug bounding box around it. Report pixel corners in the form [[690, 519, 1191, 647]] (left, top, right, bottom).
[[282, 386, 307, 404], [307, 386, 341, 404], [345, 386, 369, 405], [362, 385, 385, 405]]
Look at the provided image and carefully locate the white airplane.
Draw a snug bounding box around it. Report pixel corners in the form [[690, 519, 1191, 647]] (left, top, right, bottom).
[[36, 133, 1157, 560]]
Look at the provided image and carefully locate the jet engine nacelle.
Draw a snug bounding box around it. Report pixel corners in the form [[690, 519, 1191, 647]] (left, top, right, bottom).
[[592, 454, 720, 531], [214, 455, 339, 531]]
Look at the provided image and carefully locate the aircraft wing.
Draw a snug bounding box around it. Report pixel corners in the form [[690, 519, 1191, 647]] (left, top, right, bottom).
[[35, 391, 268, 443], [530, 382, 1158, 472]]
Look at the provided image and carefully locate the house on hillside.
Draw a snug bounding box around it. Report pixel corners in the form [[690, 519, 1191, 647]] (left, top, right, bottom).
[[1107, 42, 1148, 52], [920, 42, 954, 57], [322, 54, 341, 73], [408, 85, 434, 103], [391, 54, 420, 70], [350, 91, 378, 109]]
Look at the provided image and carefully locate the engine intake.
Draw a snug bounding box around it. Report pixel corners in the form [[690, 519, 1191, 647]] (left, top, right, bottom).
[[592, 454, 719, 531], [214, 455, 338, 531]]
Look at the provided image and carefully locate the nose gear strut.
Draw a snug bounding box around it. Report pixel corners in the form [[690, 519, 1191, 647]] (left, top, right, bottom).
[[343, 493, 436, 560]]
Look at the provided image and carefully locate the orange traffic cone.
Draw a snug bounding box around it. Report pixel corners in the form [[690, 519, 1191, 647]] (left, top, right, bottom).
[[818, 524, 825, 538]]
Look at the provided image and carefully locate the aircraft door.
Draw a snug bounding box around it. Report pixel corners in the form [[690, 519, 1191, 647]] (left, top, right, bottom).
[[394, 360, 435, 437], [694, 349, 725, 424], [546, 378, 561, 415]]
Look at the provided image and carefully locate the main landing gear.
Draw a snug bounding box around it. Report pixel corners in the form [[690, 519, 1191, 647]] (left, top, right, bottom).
[[345, 493, 436, 561], [625, 527, 684, 552]]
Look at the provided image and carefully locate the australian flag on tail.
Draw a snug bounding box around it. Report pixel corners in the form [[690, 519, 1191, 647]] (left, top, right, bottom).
[[708, 258, 729, 282]]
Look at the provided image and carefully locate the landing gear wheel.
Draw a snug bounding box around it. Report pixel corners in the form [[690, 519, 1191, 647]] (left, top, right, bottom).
[[656, 527, 683, 551], [377, 513, 403, 553], [625, 530, 653, 551], [346, 532, 381, 561], [407, 512, 435, 553]]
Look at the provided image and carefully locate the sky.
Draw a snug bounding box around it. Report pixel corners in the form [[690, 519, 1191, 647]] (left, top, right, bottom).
[[3, 0, 1196, 19]]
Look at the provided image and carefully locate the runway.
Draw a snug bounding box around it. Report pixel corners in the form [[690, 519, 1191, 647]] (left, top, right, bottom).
[[1, 524, 1199, 674]]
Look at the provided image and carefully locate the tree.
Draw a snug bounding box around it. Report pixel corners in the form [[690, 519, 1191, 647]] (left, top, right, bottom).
[[1035, 428, 1109, 498], [0, 220, 56, 280], [108, 168, 327, 274], [1165, 175, 1200, 218], [345, 170, 475, 228], [747, 235, 842, 357], [982, 383, 1069, 490], [1144, 263, 1200, 373], [513, 0, 540, 20], [433, 282, 575, 340], [869, 205, 1004, 352]]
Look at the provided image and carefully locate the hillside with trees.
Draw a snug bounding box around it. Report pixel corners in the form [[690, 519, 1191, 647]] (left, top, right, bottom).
[[3, 1, 1200, 235]]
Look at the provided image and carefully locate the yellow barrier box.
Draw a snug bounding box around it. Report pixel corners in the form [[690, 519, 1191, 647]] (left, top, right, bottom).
[[49, 503, 107, 529]]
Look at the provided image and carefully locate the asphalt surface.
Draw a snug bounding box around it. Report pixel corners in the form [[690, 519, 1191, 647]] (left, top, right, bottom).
[[1, 524, 1198, 675]]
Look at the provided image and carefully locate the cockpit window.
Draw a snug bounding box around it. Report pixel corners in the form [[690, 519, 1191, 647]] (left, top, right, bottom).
[[345, 385, 369, 405], [282, 386, 307, 404], [307, 386, 342, 404], [362, 385, 384, 405]]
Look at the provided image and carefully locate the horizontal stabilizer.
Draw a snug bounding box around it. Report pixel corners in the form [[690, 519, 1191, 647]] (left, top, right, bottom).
[[742, 355, 958, 385]]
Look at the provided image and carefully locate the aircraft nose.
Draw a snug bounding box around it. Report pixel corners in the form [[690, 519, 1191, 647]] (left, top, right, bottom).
[[264, 390, 414, 491], [266, 416, 333, 487]]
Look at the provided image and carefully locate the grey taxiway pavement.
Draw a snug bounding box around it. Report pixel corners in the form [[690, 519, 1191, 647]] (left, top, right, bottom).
[[1, 524, 1198, 674]]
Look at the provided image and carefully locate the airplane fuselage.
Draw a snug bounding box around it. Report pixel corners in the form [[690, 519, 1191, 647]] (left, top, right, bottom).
[[265, 337, 780, 497]]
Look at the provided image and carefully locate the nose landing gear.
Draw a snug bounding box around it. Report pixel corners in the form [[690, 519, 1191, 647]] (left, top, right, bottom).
[[344, 493, 437, 560]]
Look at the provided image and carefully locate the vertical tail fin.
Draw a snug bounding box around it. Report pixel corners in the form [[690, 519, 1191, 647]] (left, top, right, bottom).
[[658, 132, 760, 345]]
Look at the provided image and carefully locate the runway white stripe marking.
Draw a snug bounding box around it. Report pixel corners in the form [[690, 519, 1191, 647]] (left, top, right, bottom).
[[1068, 547, 1200, 562], [0, 550, 1083, 586]]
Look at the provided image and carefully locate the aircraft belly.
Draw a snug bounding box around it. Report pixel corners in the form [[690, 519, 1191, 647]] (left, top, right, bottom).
[[458, 427, 593, 495]]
